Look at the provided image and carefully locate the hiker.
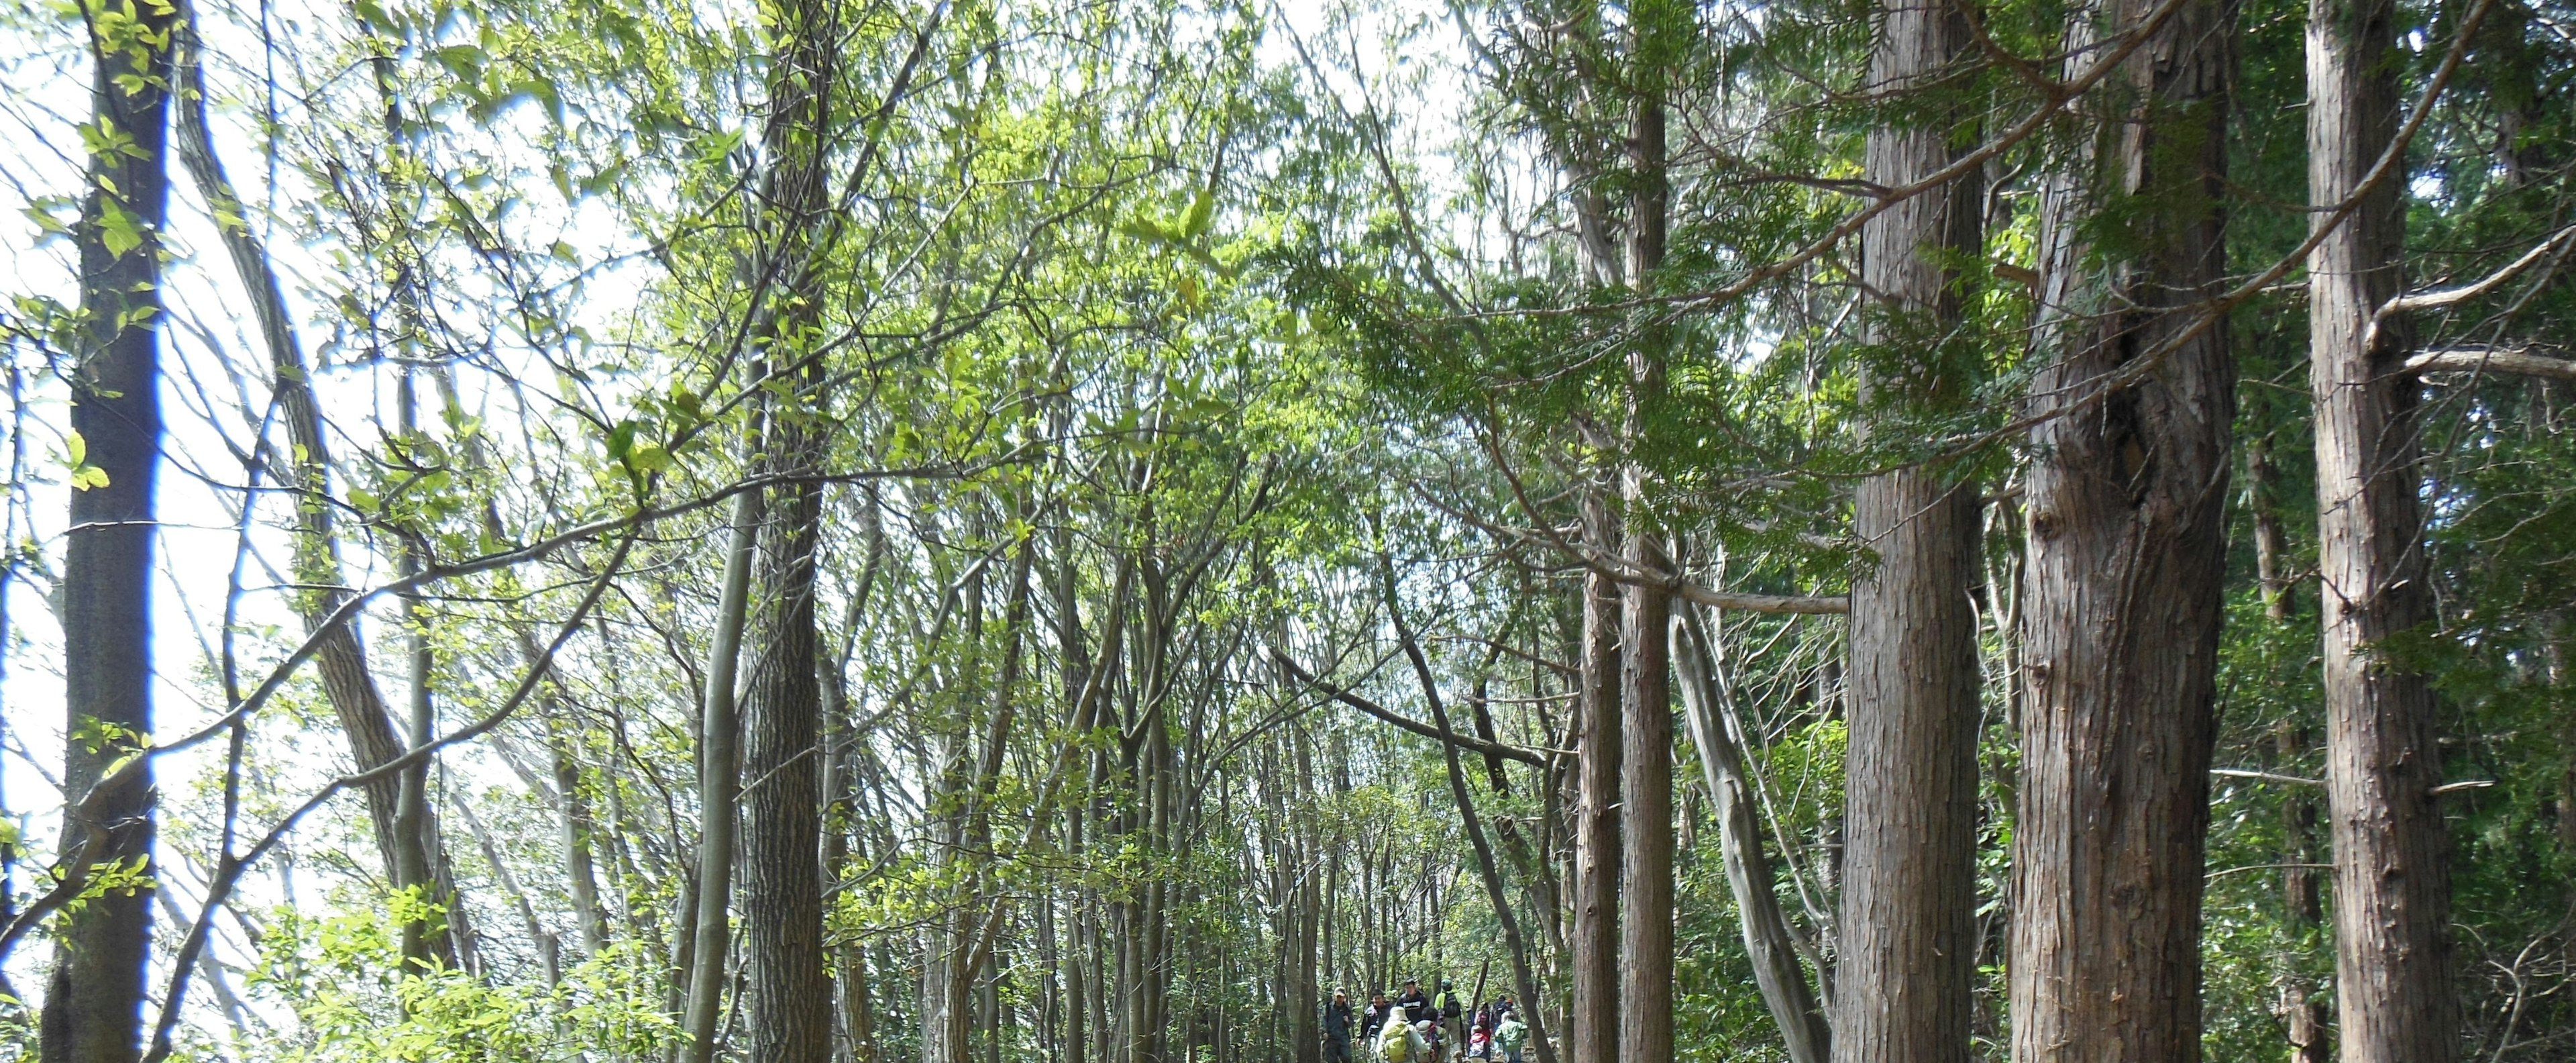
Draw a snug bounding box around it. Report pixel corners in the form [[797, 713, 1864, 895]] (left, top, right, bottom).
[[1325, 989, 1355, 1063], [1465, 1013, 1493, 1060], [1415, 1019, 1444, 1063], [1433, 980, 1464, 1049], [1492, 1010, 1528, 1063], [1394, 978, 1431, 1025], [1362, 992, 1397, 1046], [1377, 1010, 1430, 1063]]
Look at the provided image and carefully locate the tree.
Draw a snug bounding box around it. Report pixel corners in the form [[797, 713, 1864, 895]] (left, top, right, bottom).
[[2006, 0, 2237, 1055], [1616, 7, 1678, 1063], [1571, 486, 1623, 1063], [9, 1, 2576, 1060], [2307, 0, 2462, 1054], [43, 1, 178, 1060], [1673, 603, 1829, 1063], [679, 490, 759, 1063], [171, 13, 467, 965], [735, 1, 845, 1059], [1835, 0, 1984, 1059]]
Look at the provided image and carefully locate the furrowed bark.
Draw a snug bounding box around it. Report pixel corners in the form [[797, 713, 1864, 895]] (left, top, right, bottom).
[[1837, 0, 1984, 1057], [730, 0, 846, 1055], [2011, 0, 2235, 1050], [1570, 485, 1623, 1063], [1618, 8, 1677, 1062], [740, 454, 835, 1063], [2308, 0, 2460, 1052]]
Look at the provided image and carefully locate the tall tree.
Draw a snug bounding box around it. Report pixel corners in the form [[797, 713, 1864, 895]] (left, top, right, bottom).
[[680, 489, 761, 1063], [1570, 486, 1623, 1063], [44, 2, 178, 1060], [2308, 0, 2459, 1054], [1835, 0, 1983, 1060], [170, 12, 465, 963], [1615, 6, 1677, 1063], [737, 0, 844, 1058], [2010, 0, 2237, 1052]]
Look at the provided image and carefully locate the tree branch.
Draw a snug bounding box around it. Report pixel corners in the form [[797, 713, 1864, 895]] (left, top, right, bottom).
[[2406, 346, 2576, 382], [2377, 226, 2576, 321], [1270, 648, 1549, 766]]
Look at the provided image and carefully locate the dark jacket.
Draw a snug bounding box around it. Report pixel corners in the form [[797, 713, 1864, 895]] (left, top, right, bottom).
[[1325, 1000, 1354, 1044], [1395, 989, 1430, 1023]]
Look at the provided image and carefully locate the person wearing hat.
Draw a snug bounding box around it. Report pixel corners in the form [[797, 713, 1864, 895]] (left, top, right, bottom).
[[1433, 980, 1464, 1049], [1492, 1009, 1529, 1063], [1378, 1010, 1430, 1063], [1324, 989, 1355, 1063]]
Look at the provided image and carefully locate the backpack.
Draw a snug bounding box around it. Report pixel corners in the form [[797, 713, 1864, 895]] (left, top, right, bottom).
[[1380, 1020, 1411, 1062]]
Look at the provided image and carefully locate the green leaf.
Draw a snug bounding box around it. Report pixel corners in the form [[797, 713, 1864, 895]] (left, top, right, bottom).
[[1183, 189, 1216, 238], [354, 0, 398, 35], [97, 201, 146, 258], [1119, 217, 1175, 243], [433, 44, 486, 78], [626, 443, 672, 473]]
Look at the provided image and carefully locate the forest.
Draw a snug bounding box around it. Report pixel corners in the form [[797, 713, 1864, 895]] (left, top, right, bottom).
[[1, 0, 2573, 1060]]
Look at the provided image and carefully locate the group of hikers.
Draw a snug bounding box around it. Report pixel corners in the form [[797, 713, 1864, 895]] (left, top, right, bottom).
[[1320, 979, 1530, 1063]]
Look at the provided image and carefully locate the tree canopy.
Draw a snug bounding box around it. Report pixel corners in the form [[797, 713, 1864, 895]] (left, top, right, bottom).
[[1, 0, 2572, 1061]]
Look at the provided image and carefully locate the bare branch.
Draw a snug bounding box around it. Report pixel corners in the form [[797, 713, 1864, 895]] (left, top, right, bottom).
[[2406, 346, 2576, 383]]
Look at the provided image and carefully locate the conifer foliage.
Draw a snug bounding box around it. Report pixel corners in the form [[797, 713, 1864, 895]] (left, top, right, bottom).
[[0, 1, 2571, 1061]]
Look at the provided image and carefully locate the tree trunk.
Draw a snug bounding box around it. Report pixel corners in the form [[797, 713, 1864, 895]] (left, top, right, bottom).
[[2249, 441, 2330, 1063], [1617, 9, 1676, 1062], [2308, 0, 2459, 1053], [1059, 538, 1093, 1063], [2012, 0, 2235, 1052], [394, 370, 442, 969], [551, 717, 606, 960], [1674, 605, 1829, 1063], [170, 19, 466, 968], [1837, 0, 1983, 1057], [682, 489, 762, 1063], [1291, 731, 1323, 1063], [42, 7, 175, 1060], [2275, 722, 2329, 1063], [1570, 485, 1623, 1063], [740, 440, 835, 1063], [922, 543, 983, 1063], [729, 0, 844, 1056]]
